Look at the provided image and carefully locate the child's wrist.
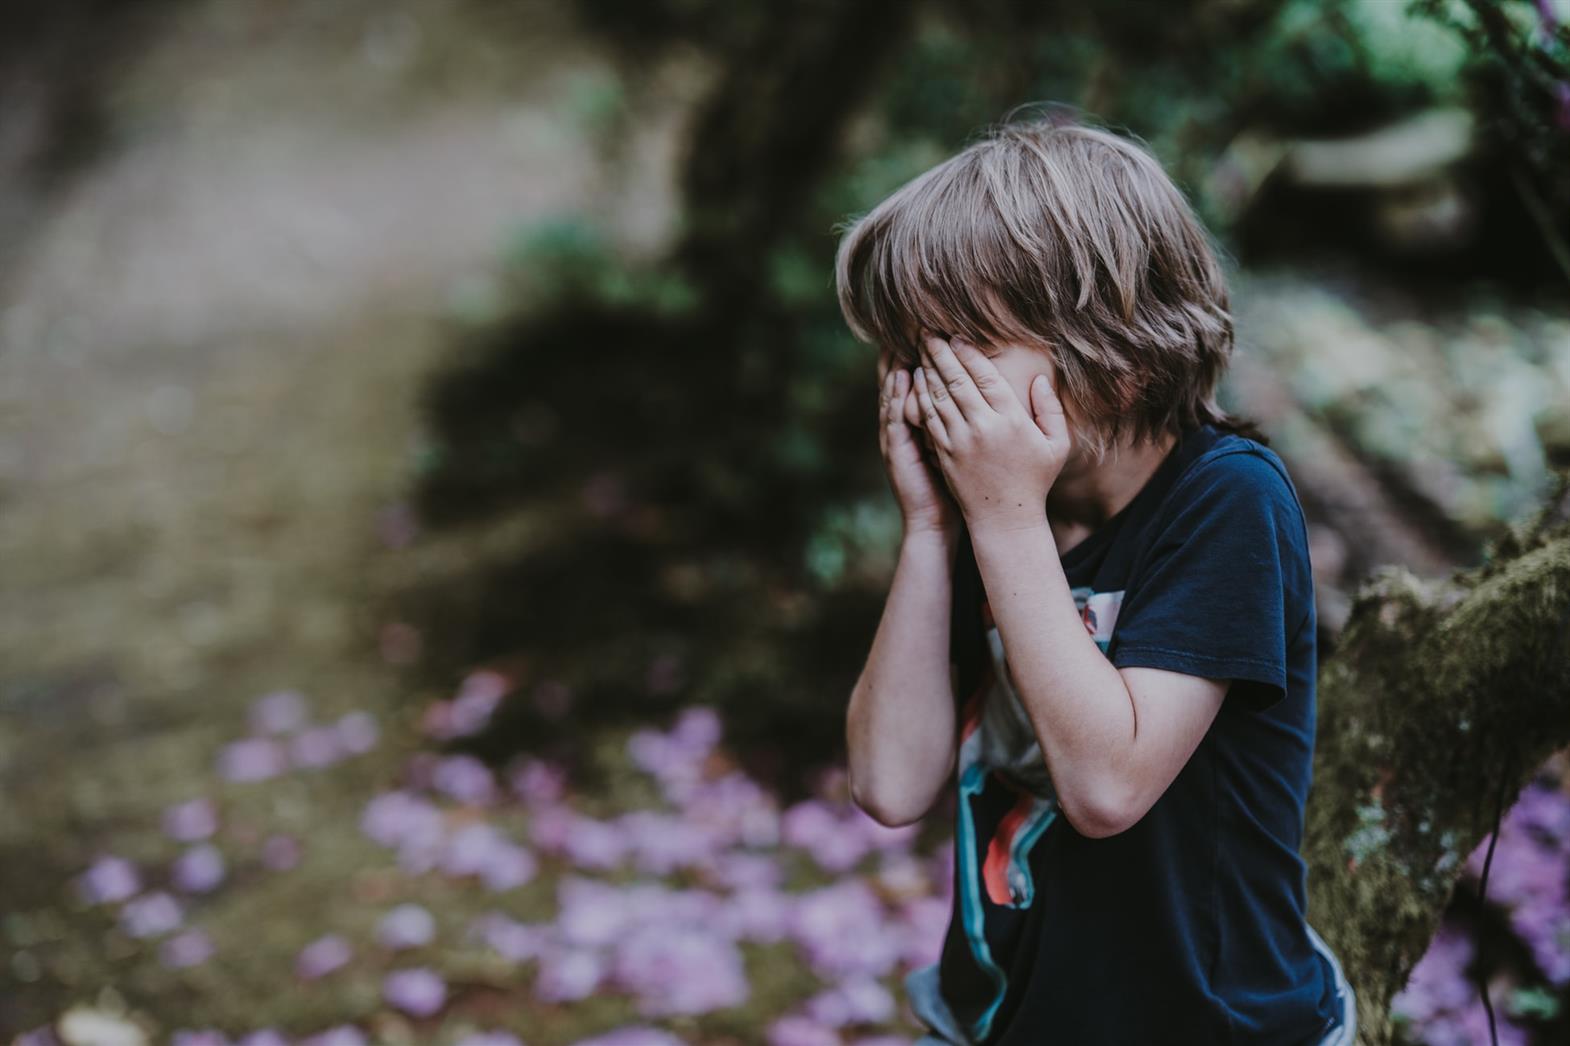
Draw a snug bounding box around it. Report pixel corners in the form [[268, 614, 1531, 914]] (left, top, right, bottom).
[[900, 521, 959, 554]]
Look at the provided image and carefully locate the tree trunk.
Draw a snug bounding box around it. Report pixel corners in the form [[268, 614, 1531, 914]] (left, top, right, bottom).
[[1305, 477, 1570, 1044]]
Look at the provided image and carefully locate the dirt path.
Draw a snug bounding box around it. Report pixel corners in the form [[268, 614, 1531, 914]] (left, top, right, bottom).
[[0, 2, 704, 1029]]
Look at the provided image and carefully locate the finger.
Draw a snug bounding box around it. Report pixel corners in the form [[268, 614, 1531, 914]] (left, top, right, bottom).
[[877, 344, 892, 386], [919, 334, 990, 418], [1030, 370, 1073, 447], [948, 338, 1012, 412], [918, 362, 965, 434], [883, 370, 907, 426], [880, 372, 902, 458], [912, 365, 950, 446], [878, 367, 896, 418]]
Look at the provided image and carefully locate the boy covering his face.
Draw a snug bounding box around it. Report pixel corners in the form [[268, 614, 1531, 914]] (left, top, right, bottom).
[[834, 114, 1356, 1045]]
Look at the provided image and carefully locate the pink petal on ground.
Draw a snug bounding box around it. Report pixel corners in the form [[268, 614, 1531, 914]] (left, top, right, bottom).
[[679, 772, 781, 848], [611, 925, 749, 1016], [163, 798, 219, 842], [249, 690, 308, 734], [571, 1029, 684, 1046], [556, 877, 631, 948], [471, 912, 550, 963], [527, 804, 574, 850], [508, 757, 567, 807], [929, 839, 955, 898], [701, 851, 784, 892], [421, 701, 456, 739], [78, 855, 141, 905], [440, 822, 508, 878], [854, 805, 919, 852], [616, 810, 722, 875], [217, 738, 288, 782], [480, 843, 538, 892], [811, 766, 850, 801], [554, 814, 630, 871], [360, 791, 445, 854], [300, 1027, 367, 1046], [789, 880, 901, 979], [767, 1015, 840, 1046], [1390, 921, 1476, 1023], [876, 852, 929, 897], [289, 726, 346, 770], [671, 705, 722, 752], [120, 891, 184, 938], [296, 934, 353, 980], [383, 967, 447, 1017], [895, 896, 949, 969], [14, 1028, 59, 1046], [534, 947, 605, 1002], [236, 1033, 290, 1046], [335, 711, 380, 754], [377, 903, 436, 950], [625, 727, 703, 803], [431, 754, 498, 806], [718, 887, 792, 944], [445, 671, 509, 737], [172, 844, 226, 894], [803, 977, 896, 1027], [782, 800, 871, 873], [161, 928, 216, 969]]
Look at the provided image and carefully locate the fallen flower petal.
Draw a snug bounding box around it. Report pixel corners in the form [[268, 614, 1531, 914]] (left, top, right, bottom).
[[378, 903, 437, 950], [383, 966, 448, 1017], [296, 934, 352, 980], [217, 738, 287, 783], [120, 892, 183, 938], [78, 855, 140, 905], [161, 929, 216, 969], [162, 798, 219, 842], [171, 844, 226, 894]]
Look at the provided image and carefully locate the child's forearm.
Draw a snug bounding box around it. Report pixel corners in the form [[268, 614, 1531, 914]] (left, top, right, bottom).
[[967, 517, 1137, 837], [846, 528, 960, 827]]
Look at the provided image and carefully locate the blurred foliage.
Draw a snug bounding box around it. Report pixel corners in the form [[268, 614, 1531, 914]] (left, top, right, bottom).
[[1413, 0, 1570, 277], [402, 0, 1570, 794]]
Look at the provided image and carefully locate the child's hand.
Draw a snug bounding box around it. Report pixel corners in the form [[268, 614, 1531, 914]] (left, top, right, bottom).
[[912, 333, 1072, 535], [877, 344, 960, 541]]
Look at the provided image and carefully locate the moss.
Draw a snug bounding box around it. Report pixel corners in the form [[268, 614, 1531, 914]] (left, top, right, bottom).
[[1305, 512, 1570, 1044]]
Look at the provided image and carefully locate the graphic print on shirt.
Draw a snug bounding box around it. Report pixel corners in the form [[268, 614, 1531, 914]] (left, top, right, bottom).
[[950, 583, 1125, 1042]]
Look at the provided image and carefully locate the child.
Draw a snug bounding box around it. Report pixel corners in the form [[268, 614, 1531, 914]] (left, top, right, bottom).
[[834, 115, 1357, 1045]]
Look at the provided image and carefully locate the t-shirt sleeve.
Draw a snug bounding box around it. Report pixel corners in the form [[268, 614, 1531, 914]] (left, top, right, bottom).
[[1107, 449, 1313, 712]]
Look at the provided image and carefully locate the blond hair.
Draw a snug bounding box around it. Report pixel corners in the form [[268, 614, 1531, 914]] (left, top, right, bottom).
[[834, 110, 1247, 462]]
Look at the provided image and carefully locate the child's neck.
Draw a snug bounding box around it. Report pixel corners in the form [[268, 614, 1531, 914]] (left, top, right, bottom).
[[1046, 431, 1178, 554]]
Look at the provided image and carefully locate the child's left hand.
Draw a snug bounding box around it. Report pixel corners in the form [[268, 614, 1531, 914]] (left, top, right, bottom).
[[911, 332, 1073, 535]]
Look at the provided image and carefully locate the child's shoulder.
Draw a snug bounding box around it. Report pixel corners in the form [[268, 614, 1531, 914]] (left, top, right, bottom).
[[1165, 429, 1307, 532]]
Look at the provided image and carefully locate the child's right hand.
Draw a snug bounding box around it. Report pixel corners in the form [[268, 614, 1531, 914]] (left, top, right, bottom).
[[878, 345, 960, 541]]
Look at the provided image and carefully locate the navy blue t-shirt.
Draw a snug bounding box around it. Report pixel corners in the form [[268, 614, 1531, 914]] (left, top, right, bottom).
[[917, 422, 1340, 1045]]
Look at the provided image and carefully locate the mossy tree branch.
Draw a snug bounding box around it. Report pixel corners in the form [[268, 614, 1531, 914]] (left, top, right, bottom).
[[1306, 477, 1570, 1044]]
